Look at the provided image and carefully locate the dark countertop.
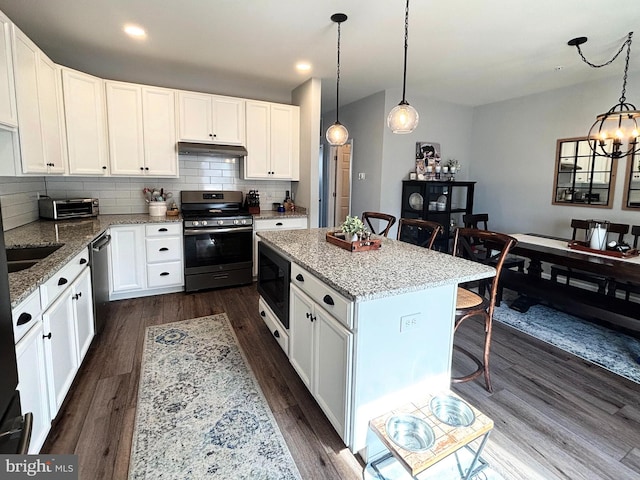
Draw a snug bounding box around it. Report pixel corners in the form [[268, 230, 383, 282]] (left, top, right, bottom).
[[5, 214, 181, 308]]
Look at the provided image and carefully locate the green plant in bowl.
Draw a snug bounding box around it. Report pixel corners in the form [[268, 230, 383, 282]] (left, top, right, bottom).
[[341, 215, 366, 240]]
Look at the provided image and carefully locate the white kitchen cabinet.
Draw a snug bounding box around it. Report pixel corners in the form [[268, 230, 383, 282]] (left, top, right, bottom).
[[253, 216, 307, 277], [15, 320, 50, 454], [72, 268, 94, 364], [0, 10, 17, 128], [61, 67, 109, 175], [109, 223, 184, 300], [244, 100, 299, 180], [177, 90, 245, 145], [106, 81, 177, 177], [12, 25, 65, 174], [290, 283, 352, 442]]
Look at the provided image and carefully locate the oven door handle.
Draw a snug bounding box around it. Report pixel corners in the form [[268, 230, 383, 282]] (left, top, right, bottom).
[[184, 226, 253, 235]]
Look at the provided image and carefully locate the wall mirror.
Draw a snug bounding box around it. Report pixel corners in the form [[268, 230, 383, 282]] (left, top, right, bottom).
[[622, 149, 640, 209], [552, 137, 617, 208]]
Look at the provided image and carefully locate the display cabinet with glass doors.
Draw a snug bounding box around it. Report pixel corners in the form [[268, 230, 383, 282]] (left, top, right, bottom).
[[552, 137, 617, 208]]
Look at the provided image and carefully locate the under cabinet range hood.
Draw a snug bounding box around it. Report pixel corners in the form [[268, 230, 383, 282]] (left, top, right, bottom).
[[177, 142, 247, 157]]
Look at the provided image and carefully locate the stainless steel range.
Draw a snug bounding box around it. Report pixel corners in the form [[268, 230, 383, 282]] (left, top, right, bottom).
[[181, 190, 253, 292]]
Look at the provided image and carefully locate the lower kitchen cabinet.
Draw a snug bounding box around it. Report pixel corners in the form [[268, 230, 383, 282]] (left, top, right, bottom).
[[290, 283, 352, 442], [15, 313, 50, 454], [109, 223, 184, 300], [72, 268, 94, 364]]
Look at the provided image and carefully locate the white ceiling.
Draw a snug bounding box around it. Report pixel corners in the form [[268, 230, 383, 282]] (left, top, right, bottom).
[[0, 0, 639, 113]]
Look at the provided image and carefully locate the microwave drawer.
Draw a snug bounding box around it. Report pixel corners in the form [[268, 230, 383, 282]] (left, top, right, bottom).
[[290, 263, 353, 329]]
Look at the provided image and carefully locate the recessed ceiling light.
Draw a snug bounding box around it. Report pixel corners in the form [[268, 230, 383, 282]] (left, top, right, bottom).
[[296, 62, 311, 73], [124, 24, 146, 38]]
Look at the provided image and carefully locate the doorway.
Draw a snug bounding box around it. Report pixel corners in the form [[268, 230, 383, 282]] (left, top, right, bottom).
[[321, 142, 352, 228]]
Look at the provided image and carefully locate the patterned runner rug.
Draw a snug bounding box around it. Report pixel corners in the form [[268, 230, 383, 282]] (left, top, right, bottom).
[[493, 300, 640, 384], [129, 314, 302, 479]]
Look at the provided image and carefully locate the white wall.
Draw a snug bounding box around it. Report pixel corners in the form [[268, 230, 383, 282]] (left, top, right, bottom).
[[470, 73, 640, 238], [292, 78, 322, 227]]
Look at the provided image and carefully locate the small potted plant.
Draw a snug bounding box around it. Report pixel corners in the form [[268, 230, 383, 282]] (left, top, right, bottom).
[[446, 158, 460, 174], [341, 215, 366, 242]]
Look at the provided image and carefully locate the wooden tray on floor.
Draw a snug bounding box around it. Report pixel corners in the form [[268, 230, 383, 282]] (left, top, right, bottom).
[[326, 231, 381, 252], [567, 241, 639, 258]]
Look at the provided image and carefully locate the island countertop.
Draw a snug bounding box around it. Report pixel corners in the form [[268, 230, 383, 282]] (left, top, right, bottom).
[[257, 228, 495, 302]]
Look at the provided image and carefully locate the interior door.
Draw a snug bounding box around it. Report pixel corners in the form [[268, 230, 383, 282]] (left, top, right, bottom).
[[328, 143, 352, 228]]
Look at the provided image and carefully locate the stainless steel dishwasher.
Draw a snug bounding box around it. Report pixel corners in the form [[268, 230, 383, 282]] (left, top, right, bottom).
[[90, 231, 111, 334]]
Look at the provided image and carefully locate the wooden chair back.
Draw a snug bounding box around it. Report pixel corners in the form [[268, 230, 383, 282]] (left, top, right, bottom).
[[462, 213, 489, 230], [397, 218, 443, 249], [362, 211, 397, 237], [452, 227, 518, 314]]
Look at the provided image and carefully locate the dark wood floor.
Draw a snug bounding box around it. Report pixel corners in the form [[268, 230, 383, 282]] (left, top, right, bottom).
[[42, 284, 640, 480]]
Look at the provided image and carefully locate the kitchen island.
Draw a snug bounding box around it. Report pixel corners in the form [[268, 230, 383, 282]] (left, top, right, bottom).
[[256, 228, 495, 457]]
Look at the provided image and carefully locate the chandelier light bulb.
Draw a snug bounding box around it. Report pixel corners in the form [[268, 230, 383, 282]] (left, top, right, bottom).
[[326, 121, 349, 146]]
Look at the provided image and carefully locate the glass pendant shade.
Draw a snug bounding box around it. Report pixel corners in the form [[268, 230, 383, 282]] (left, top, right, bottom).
[[387, 101, 419, 134], [326, 121, 349, 146]]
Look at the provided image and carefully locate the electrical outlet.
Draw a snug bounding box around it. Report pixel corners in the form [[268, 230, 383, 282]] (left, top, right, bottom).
[[400, 313, 420, 332], [358, 172, 366, 180]]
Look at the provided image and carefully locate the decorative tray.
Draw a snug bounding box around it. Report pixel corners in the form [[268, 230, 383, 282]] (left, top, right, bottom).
[[567, 241, 639, 258], [326, 231, 381, 252]]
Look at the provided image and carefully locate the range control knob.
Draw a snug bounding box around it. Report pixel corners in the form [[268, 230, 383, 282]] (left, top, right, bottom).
[[241, 219, 247, 225], [192, 221, 199, 226], [217, 220, 224, 225], [201, 220, 208, 226], [234, 219, 240, 225]]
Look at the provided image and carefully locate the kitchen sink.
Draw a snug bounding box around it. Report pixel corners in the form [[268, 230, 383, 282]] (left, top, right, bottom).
[[6, 244, 63, 273], [6, 244, 62, 262]]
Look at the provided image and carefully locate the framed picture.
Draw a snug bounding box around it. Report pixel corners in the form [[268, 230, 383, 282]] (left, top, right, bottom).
[[416, 142, 441, 173]]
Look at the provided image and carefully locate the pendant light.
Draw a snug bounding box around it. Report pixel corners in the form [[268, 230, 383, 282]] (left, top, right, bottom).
[[568, 32, 639, 158], [387, 0, 419, 134], [326, 13, 349, 146]]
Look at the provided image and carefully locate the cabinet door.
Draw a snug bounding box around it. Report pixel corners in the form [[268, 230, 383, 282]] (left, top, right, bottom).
[[12, 27, 46, 173], [72, 268, 94, 364], [142, 86, 177, 176], [15, 321, 51, 453], [106, 81, 144, 175], [211, 95, 244, 145], [0, 12, 17, 128], [109, 225, 146, 294], [314, 308, 352, 441], [270, 104, 299, 180], [178, 91, 212, 142], [289, 285, 314, 390], [36, 56, 65, 173], [62, 68, 109, 175], [244, 101, 270, 179], [42, 291, 78, 417]]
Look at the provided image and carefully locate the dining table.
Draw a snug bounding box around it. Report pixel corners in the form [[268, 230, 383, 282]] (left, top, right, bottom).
[[501, 233, 640, 337]]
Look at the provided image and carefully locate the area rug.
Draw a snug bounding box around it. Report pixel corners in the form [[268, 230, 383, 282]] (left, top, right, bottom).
[[128, 314, 302, 480], [493, 300, 640, 384]]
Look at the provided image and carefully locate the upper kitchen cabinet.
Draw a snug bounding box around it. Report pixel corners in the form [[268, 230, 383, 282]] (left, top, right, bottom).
[[12, 25, 65, 174], [106, 81, 177, 177], [243, 100, 300, 180], [177, 91, 245, 145], [0, 11, 17, 128], [61, 67, 109, 175]]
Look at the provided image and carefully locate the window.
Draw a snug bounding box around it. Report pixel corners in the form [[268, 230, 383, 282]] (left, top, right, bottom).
[[552, 137, 617, 208], [622, 149, 640, 209]]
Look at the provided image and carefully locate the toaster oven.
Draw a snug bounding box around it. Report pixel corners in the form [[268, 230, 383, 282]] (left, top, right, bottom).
[[38, 198, 99, 220]]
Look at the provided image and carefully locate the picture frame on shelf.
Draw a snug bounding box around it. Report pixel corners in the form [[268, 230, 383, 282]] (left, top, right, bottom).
[[416, 142, 441, 173]]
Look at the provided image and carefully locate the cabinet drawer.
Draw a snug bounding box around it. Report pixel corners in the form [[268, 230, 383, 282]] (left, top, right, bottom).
[[290, 263, 352, 329], [146, 261, 183, 288], [145, 223, 181, 237], [145, 237, 182, 263], [40, 248, 89, 309], [258, 297, 289, 355], [254, 217, 307, 231], [12, 289, 41, 344]]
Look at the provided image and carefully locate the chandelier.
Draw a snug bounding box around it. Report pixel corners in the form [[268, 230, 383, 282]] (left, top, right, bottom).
[[568, 32, 639, 158]]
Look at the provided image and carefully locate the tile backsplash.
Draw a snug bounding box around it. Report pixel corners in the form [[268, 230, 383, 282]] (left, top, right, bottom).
[[0, 154, 293, 230]]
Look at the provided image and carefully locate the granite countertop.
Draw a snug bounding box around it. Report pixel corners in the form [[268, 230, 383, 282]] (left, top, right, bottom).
[[257, 228, 495, 302], [253, 210, 308, 220], [5, 214, 181, 308]]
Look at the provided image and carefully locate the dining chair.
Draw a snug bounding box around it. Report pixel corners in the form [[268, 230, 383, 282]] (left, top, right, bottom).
[[550, 219, 629, 293], [396, 218, 442, 249], [451, 227, 517, 392], [607, 225, 640, 300], [462, 212, 525, 305], [361, 212, 396, 237]]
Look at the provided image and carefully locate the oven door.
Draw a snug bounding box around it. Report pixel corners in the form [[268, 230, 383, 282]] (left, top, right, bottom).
[[184, 226, 253, 274]]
